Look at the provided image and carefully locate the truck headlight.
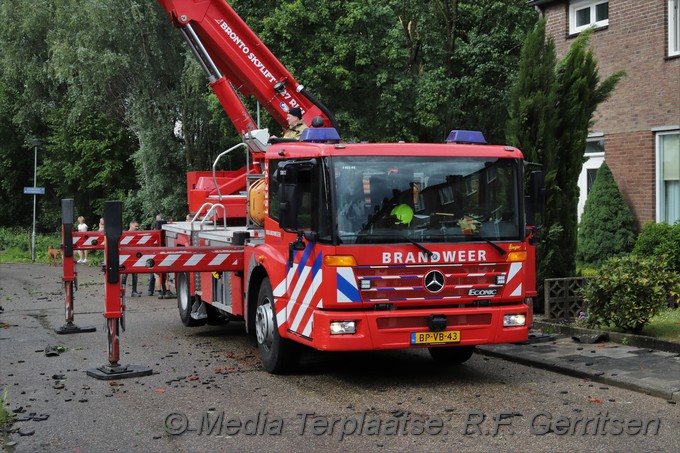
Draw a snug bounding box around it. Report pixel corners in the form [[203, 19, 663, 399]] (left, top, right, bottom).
[[330, 321, 356, 335], [503, 314, 526, 327]]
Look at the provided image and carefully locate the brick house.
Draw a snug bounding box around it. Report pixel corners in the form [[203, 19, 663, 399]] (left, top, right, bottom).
[[528, 0, 680, 228]]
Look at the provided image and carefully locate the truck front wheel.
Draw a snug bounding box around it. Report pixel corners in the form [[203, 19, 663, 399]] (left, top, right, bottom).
[[255, 277, 297, 373], [428, 346, 475, 365], [177, 272, 205, 327]]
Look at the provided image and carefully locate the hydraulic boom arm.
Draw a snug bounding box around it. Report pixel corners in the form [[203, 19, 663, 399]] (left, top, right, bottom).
[[156, 0, 336, 135]]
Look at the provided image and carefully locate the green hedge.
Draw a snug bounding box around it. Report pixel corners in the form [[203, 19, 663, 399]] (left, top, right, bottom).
[[632, 221, 680, 274]]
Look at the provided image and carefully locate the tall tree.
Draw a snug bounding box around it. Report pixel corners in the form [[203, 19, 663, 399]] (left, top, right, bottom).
[[48, 0, 189, 223], [0, 1, 53, 229], [506, 19, 557, 167], [549, 30, 625, 278], [507, 23, 625, 300], [506, 19, 558, 297]]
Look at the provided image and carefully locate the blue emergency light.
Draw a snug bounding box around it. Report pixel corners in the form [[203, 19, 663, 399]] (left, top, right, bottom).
[[300, 127, 341, 143], [445, 130, 487, 144]]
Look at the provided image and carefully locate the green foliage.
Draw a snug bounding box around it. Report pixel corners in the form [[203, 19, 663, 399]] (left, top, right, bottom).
[[632, 221, 680, 274], [581, 255, 680, 333], [0, 80, 33, 228], [0, 1, 51, 229], [0, 227, 61, 263], [0, 227, 31, 253], [245, 0, 536, 143], [506, 19, 557, 165], [41, 106, 138, 228], [577, 162, 637, 266], [575, 266, 599, 277]]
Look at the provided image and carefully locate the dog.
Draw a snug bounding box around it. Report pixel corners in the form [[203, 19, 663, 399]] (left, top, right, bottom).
[[48, 245, 62, 266]]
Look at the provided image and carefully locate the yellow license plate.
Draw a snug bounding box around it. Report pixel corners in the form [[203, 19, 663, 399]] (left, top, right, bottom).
[[410, 330, 461, 345]]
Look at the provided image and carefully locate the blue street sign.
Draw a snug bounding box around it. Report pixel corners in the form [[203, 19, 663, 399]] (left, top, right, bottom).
[[24, 187, 45, 195]]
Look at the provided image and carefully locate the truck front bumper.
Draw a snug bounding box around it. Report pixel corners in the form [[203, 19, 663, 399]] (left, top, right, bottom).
[[294, 304, 530, 351]]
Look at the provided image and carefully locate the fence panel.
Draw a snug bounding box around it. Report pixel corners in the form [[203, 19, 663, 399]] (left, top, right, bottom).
[[544, 277, 591, 320]]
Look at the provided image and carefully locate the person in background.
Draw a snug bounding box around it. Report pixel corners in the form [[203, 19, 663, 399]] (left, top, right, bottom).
[[76, 216, 88, 264], [148, 214, 163, 296], [98, 217, 105, 232], [148, 213, 175, 298], [121, 220, 141, 297]]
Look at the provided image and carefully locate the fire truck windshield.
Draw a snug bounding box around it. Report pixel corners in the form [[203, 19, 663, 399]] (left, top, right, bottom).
[[331, 156, 522, 245]]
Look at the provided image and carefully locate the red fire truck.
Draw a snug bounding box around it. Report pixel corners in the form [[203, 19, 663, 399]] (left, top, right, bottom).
[[98, 0, 544, 375]]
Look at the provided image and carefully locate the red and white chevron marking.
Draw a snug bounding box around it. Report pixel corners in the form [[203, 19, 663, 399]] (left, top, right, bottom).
[[117, 247, 243, 273], [72, 232, 104, 249], [119, 231, 161, 246], [72, 231, 161, 249]]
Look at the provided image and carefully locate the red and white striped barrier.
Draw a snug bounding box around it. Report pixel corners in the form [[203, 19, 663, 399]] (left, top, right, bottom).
[[117, 246, 244, 274]]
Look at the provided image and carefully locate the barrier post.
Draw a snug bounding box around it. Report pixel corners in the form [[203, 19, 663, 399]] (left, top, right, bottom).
[[87, 201, 152, 380], [56, 199, 96, 334]]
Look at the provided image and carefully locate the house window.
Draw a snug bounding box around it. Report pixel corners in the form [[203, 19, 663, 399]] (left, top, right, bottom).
[[570, 0, 609, 34], [578, 135, 605, 222], [656, 130, 680, 224], [670, 0, 680, 56], [586, 168, 599, 193]]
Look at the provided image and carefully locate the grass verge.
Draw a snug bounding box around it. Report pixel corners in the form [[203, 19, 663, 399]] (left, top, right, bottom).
[[641, 308, 680, 342]]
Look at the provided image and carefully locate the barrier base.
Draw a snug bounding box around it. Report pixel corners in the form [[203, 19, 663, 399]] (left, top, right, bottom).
[[86, 364, 153, 380], [55, 323, 97, 334]]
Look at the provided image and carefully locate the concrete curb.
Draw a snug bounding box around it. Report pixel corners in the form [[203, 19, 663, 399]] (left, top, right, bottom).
[[533, 320, 680, 354]]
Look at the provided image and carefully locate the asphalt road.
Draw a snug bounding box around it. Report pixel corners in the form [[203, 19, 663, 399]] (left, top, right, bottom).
[[1, 263, 679, 452]]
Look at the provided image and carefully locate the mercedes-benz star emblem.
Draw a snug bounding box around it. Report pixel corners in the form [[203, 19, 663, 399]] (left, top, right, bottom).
[[424, 270, 445, 293]]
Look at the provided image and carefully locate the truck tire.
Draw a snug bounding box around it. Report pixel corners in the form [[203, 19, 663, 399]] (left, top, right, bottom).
[[255, 277, 297, 373], [177, 272, 205, 327], [428, 346, 475, 365]]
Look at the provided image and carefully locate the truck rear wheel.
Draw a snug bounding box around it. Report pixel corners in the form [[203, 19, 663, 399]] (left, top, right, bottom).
[[428, 346, 475, 365], [177, 272, 205, 327], [255, 277, 297, 373]]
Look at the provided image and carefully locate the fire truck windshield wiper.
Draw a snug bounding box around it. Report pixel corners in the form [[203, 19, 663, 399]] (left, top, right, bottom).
[[400, 233, 434, 258], [472, 232, 506, 256]]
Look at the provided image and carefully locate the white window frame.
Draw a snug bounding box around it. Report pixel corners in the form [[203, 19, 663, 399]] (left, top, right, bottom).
[[569, 0, 609, 34], [670, 0, 680, 57], [578, 133, 605, 222], [654, 126, 680, 223]]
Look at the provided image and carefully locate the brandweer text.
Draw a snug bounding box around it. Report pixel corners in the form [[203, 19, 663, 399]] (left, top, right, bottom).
[[382, 250, 487, 264]]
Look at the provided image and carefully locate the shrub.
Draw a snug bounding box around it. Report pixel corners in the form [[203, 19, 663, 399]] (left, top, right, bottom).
[[581, 255, 680, 333], [577, 162, 637, 267], [632, 221, 680, 274], [0, 227, 62, 263], [0, 227, 31, 252]]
